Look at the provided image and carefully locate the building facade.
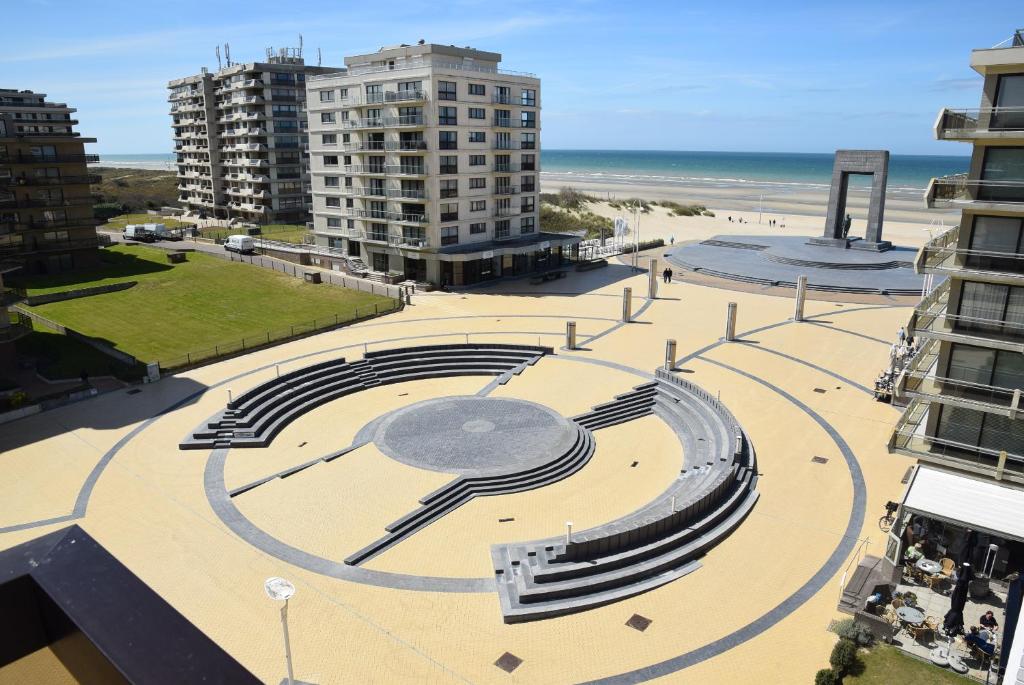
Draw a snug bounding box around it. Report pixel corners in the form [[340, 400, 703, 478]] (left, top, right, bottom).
[[890, 32, 1024, 486], [168, 50, 342, 225], [307, 43, 577, 287], [0, 89, 100, 276]]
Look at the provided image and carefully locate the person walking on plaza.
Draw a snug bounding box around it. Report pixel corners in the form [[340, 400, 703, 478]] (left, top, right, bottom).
[[662, 267, 673, 284]]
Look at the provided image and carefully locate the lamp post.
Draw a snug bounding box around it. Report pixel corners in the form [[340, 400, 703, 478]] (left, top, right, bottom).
[[264, 577, 296, 685]]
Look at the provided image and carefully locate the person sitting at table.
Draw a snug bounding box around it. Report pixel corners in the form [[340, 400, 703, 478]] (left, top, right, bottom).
[[980, 611, 999, 632], [904, 542, 924, 563], [965, 627, 995, 656]]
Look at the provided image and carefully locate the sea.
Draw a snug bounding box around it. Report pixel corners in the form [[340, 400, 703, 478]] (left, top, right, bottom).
[[93, 150, 968, 197]]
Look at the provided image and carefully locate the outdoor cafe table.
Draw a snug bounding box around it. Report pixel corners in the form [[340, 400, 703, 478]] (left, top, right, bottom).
[[916, 558, 943, 575], [897, 605, 926, 625]]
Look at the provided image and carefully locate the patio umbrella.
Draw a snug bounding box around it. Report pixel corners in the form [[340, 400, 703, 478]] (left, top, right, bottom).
[[943, 562, 973, 636]]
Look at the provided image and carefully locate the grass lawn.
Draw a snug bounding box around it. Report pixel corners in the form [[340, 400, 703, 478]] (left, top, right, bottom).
[[198, 223, 311, 244], [19, 244, 394, 364], [103, 213, 194, 230], [16, 328, 141, 380], [844, 646, 974, 684]]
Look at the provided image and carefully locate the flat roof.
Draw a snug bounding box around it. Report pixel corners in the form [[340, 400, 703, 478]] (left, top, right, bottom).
[[902, 465, 1024, 542]]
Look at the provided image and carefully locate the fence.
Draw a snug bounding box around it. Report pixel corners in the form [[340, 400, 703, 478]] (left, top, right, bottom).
[[220, 249, 404, 299], [156, 298, 402, 371], [15, 306, 140, 367]]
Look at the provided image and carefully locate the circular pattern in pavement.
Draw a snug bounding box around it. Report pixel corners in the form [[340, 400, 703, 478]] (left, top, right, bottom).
[[372, 396, 575, 475]]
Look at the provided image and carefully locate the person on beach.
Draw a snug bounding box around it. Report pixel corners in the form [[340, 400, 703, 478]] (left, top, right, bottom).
[[662, 267, 673, 284]]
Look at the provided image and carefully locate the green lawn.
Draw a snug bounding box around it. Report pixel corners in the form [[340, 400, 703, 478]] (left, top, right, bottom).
[[844, 646, 974, 684], [16, 328, 142, 380], [103, 213, 194, 230], [18, 244, 394, 364], [198, 223, 311, 244]]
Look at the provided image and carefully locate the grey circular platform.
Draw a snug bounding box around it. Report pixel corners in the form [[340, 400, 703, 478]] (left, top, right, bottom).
[[667, 234, 930, 295], [373, 396, 575, 475]]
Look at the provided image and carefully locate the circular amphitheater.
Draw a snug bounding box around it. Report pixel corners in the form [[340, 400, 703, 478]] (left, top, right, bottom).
[[182, 343, 758, 623]]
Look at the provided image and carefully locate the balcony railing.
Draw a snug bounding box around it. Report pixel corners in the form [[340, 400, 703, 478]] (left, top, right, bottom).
[[935, 107, 1024, 139], [384, 165, 427, 176], [341, 141, 386, 152], [0, 237, 100, 256], [0, 153, 99, 164], [494, 163, 519, 173], [0, 196, 94, 209], [925, 174, 1024, 208], [494, 117, 513, 128], [917, 225, 1024, 281], [328, 57, 535, 79], [384, 115, 425, 128], [342, 164, 386, 174], [2, 174, 101, 187], [494, 140, 520, 150], [0, 312, 32, 343], [910, 279, 1024, 351], [495, 186, 520, 195], [386, 188, 427, 199], [386, 140, 427, 151], [990, 29, 1024, 49]]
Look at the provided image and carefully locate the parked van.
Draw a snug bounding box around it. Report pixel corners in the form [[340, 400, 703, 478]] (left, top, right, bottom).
[[123, 224, 156, 243], [144, 223, 183, 241], [224, 235, 255, 254]]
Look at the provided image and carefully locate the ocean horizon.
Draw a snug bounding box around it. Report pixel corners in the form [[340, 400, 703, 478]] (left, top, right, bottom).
[[93, 149, 969, 195]]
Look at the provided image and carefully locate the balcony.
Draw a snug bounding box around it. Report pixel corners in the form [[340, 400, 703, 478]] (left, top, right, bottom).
[[494, 163, 519, 173], [440, 212, 459, 223], [910, 280, 1024, 353], [0, 312, 32, 343], [925, 174, 1024, 211], [386, 140, 427, 152], [494, 140, 520, 150], [493, 117, 513, 128], [495, 186, 520, 195], [386, 187, 427, 200], [341, 141, 386, 152], [0, 196, 94, 209], [384, 165, 427, 176], [0, 153, 100, 165], [889, 397, 1024, 483], [343, 164, 387, 175], [340, 185, 387, 198], [2, 175, 101, 187], [916, 225, 1024, 286], [383, 115, 426, 128], [386, 89, 426, 103], [494, 207, 520, 217], [935, 107, 1024, 140], [0, 237, 100, 256]]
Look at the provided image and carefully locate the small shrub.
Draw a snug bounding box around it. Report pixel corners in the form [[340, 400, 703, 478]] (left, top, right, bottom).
[[834, 618, 875, 647], [813, 668, 837, 685], [829, 638, 859, 676]]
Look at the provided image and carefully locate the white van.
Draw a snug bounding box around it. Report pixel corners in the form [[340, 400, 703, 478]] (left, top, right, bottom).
[[144, 223, 183, 241], [224, 235, 255, 254], [123, 224, 156, 243]]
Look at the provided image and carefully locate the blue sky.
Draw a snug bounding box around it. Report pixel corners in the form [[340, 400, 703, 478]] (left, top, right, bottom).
[[6, 0, 1017, 155]]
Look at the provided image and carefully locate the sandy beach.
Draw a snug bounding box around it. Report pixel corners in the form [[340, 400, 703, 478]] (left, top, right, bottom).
[[540, 173, 958, 250]]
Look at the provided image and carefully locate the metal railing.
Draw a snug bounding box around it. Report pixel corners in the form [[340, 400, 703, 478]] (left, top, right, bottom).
[[0, 311, 32, 343], [917, 225, 1024, 276], [495, 185, 520, 195], [0, 153, 99, 164], [494, 140, 520, 150], [911, 279, 1024, 342], [323, 57, 535, 80], [936, 107, 1024, 137], [990, 29, 1024, 48], [926, 174, 1024, 207], [2, 174, 101, 186]]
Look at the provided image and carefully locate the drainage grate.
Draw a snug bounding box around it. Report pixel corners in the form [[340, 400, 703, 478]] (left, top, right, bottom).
[[811, 456, 829, 464], [494, 652, 523, 673], [126, 388, 142, 395], [813, 388, 827, 394], [498, 517, 515, 523], [630, 461, 639, 468], [626, 614, 652, 632], [298, 441, 307, 448]]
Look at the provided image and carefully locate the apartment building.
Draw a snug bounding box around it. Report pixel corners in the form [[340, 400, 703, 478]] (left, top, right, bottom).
[[168, 49, 342, 224], [0, 89, 100, 276], [890, 31, 1024, 485], [307, 43, 578, 287]]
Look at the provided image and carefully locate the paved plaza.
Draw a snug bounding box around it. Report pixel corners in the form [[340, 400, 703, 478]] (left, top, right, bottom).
[[0, 256, 918, 683]]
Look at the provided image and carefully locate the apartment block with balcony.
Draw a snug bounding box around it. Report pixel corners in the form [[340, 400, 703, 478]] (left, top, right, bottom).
[[0, 89, 101, 276], [168, 49, 342, 225], [307, 43, 578, 287], [892, 33, 1024, 484]]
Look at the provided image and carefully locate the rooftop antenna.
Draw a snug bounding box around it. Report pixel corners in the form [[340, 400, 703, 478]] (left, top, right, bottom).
[[298, 34, 304, 58], [215, 45, 222, 70], [225, 42, 232, 67], [317, 47, 322, 66], [266, 47, 273, 61]]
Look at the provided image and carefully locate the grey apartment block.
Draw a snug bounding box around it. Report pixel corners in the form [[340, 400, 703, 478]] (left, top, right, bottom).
[[167, 49, 343, 224]]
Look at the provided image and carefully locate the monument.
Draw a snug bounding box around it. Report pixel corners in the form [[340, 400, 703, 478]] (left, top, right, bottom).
[[809, 149, 893, 251]]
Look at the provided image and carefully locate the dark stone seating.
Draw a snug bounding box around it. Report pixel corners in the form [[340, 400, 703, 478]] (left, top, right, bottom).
[[179, 344, 551, 450], [491, 369, 759, 622]]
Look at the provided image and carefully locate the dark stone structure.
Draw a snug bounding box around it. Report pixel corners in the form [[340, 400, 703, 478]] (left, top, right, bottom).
[[809, 150, 892, 252]]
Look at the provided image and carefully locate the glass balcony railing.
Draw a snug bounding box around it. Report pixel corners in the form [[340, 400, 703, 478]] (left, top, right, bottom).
[[926, 174, 1024, 208], [917, 225, 1024, 280], [936, 107, 1024, 138]]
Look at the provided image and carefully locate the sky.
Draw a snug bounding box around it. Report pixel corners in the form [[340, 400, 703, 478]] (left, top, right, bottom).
[[5, 0, 1019, 155]]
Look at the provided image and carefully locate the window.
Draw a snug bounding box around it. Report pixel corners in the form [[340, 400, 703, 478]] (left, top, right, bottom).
[[438, 106, 457, 126], [495, 219, 511, 238], [322, 133, 337, 145], [469, 178, 486, 189], [398, 81, 422, 94], [968, 216, 1024, 272], [521, 89, 536, 106], [468, 131, 486, 143], [365, 84, 383, 104], [441, 202, 459, 222], [520, 216, 535, 233], [980, 147, 1024, 202], [494, 109, 511, 127], [958, 281, 1024, 334], [469, 154, 486, 166], [320, 112, 335, 124], [324, 176, 339, 187], [439, 131, 458, 150], [469, 83, 486, 96], [521, 197, 535, 213], [273, 104, 298, 117], [440, 179, 458, 199], [993, 74, 1024, 129], [521, 111, 536, 128], [341, 110, 350, 121], [319, 90, 334, 102], [441, 226, 459, 245], [521, 154, 536, 171], [325, 197, 341, 208], [470, 222, 486, 234], [339, 88, 349, 100], [521, 133, 536, 150], [470, 200, 486, 212], [440, 155, 458, 174], [495, 86, 511, 104], [323, 155, 338, 166], [438, 81, 457, 101], [327, 217, 341, 227], [468, 107, 486, 119], [521, 175, 536, 192]]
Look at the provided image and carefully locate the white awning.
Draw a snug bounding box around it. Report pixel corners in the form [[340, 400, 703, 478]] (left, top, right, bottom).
[[902, 466, 1024, 543]]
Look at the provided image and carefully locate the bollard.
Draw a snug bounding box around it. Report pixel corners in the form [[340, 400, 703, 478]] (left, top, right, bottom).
[[566, 321, 577, 350], [404, 286, 412, 306], [622, 287, 632, 323], [276, 364, 280, 379], [227, 388, 233, 403], [794, 275, 808, 322], [566, 521, 573, 545], [670, 495, 676, 513], [664, 339, 677, 371], [996, 450, 1008, 481], [725, 302, 737, 341], [648, 258, 658, 299]]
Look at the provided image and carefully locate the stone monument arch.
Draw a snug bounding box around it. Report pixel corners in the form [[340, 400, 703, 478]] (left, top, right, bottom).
[[809, 150, 892, 252]]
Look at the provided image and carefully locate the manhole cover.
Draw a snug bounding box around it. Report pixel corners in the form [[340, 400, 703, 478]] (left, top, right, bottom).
[[626, 614, 652, 631], [494, 652, 523, 673], [811, 456, 829, 464], [813, 388, 827, 394]]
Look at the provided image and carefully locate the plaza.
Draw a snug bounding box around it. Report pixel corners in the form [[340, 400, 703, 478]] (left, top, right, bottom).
[[0, 257, 916, 683]]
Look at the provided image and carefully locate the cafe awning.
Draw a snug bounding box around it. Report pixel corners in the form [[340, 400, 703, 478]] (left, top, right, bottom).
[[902, 465, 1024, 543]]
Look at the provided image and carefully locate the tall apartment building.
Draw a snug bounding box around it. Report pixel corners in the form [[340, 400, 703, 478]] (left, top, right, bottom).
[[307, 43, 578, 287], [890, 30, 1024, 485], [0, 89, 100, 275], [168, 49, 342, 224]]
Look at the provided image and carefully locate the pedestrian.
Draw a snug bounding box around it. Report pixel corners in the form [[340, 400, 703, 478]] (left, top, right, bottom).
[[898, 326, 906, 343], [728, 216, 733, 222], [662, 267, 672, 284], [670, 235, 675, 245]]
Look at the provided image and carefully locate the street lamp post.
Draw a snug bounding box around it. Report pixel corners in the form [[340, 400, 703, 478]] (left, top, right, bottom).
[[264, 577, 296, 685]]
